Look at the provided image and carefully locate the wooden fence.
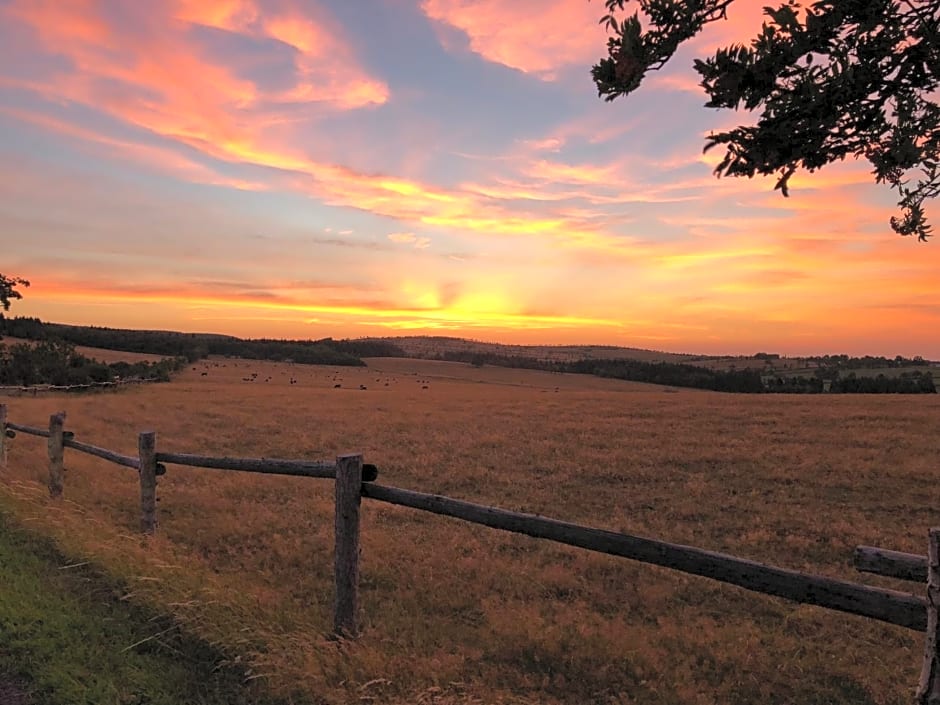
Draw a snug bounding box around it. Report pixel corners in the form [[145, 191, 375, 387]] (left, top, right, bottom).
[[0, 403, 937, 703], [0, 378, 160, 397]]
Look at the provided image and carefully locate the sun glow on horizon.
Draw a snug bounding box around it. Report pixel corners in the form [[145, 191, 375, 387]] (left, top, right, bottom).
[[2, 1, 939, 357]]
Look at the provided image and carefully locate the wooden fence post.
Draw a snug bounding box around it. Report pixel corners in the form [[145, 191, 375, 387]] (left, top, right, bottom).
[[47, 412, 65, 497], [917, 528, 940, 705], [0, 404, 7, 470], [334, 454, 363, 637], [138, 431, 157, 534]]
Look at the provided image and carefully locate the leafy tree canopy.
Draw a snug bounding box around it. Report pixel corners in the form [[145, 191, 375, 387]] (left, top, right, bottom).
[[0, 274, 29, 311], [592, 0, 940, 240]]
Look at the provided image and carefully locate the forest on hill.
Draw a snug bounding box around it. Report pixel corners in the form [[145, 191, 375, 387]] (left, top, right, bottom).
[[0, 338, 185, 386], [0, 316, 404, 367], [436, 351, 937, 394]]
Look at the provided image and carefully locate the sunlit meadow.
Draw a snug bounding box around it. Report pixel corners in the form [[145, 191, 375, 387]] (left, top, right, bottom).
[[1, 357, 935, 704]]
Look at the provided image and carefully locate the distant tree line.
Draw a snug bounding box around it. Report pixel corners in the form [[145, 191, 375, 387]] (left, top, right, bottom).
[[765, 371, 936, 394], [0, 316, 405, 367], [0, 339, 186, 386], [448, 352, 549, 371], [800, 353, 930, 368], [833, 372, 935, 393], [201, 337, 365, 366], [567, 358, 766, 392], [442, 351, 765, 392], [318, 338, 406, 358], [441, 351, 936, 394]]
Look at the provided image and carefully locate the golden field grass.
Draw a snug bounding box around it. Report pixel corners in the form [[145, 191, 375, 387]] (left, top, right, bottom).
[[1, 356, 937, 704]]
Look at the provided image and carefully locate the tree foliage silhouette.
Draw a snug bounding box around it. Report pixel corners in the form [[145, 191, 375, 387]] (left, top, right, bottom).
[[0, 274, 29, 311], [592, 0, 940, 240]]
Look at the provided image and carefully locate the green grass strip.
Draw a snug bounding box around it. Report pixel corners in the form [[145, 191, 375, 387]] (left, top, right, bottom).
[[0, 510, 301, 705]]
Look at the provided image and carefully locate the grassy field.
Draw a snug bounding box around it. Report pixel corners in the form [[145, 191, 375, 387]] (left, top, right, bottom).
[[0, 356, 936, 704], [0, 510, 298, 705]]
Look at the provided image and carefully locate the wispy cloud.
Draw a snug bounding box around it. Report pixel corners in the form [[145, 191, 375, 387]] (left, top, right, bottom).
[[388, 232, 431, 248], [421, 0, 606, 80]]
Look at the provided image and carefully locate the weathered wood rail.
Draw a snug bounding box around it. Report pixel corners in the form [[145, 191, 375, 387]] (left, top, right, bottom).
[[856, 545, 929, 583], [0, 403, 935, 700], [155, 451, 377, 481], [361, 483, 927, 631], [0, 378, 159, 397]]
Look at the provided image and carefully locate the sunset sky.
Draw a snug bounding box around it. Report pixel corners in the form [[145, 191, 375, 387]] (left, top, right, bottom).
[[2, 0, 938, 357]]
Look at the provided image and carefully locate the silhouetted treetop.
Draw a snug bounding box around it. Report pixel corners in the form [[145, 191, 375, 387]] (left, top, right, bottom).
[[0, 274, 29, 311], [592, 0, 940, 240]]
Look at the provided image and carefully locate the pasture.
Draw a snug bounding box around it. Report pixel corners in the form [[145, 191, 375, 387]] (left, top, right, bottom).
[[0, 356, 936, 704]]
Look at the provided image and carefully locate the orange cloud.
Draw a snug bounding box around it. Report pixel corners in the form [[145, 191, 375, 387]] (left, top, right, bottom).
[[173, 0, 260, 30], [421, 0, 606, 79], [2, 1, 645, 255], [263, 13, 389, 108], [420, 0, 774, 87], [175, 0, 388, 108], [7, 0, 386, 119], [6, 0, 111, 46]]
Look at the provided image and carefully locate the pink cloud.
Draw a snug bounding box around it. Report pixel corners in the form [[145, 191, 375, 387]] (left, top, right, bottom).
[[421, 0, 607, 79]]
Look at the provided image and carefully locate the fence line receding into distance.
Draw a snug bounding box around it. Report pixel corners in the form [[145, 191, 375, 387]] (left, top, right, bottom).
[[0, 403, 937, 703], [0, 378, 160, 397]]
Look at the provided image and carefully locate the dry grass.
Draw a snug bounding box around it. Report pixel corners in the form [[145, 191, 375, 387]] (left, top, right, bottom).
[[1, 356, 936, 704]]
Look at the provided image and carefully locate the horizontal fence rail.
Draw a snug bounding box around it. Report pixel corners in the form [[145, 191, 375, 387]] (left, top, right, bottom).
[[63, 437, 140, 470], [0, 379, 159, 395], [361, 482, 927, 632], [5, 421, 50, 438], [855, 546, 928, 583], [155, 452, 378, 481]]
